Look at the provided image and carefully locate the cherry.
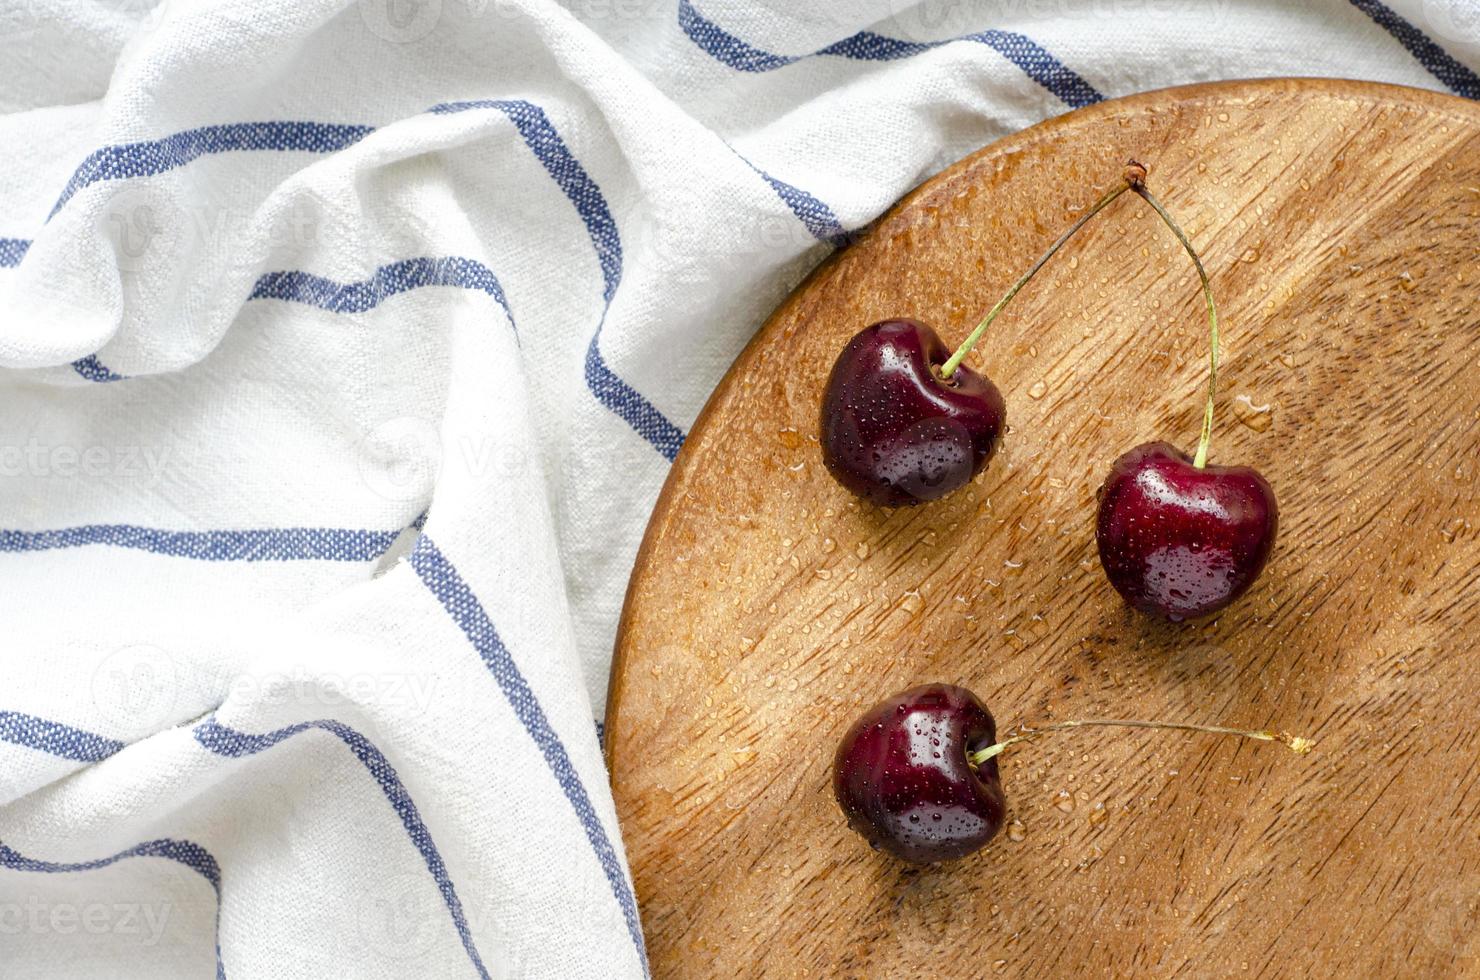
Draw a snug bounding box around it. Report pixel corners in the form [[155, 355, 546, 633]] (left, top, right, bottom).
[[1097, 442, 1278, 621], [820, 165, 1146, 507], [1094, 177, 1279, 621], [832, 684, 1006, 863], [819, 320, 1005, 506], [834, 683, 1311, 865]]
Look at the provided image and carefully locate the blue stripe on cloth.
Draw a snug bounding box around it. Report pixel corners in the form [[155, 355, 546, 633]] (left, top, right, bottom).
[[46, 106, 671, 457], [71, 354, 126, 383], [581, 334, 686, 462], [0, 838, 226, 979], [741, 159, 851, 246], [816, 31, 929, 60], [433, 102, 624, 301], [49, 119, 367, 385], [48, 121, 375, 219], [1346, 0, 1480, 99], [432, 99, 687, 462], [961, 31, 1103, 108], [38, 104, 683, 456], [0, 711, 125, 762], [677, 0, 1103, 108], [0, 524, 403, 561], [408, 536, 650, 976], [676, 0, 792, 71], [73, 254, 517, 383], [250, 256, 514, 326], [194, 716, 489, 980], [0, 237, 29, 267]]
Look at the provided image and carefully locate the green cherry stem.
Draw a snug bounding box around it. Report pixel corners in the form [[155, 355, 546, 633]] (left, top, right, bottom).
[[938, 162, 1148, 381], [966, 719, 1313, 768], [1131, 184, 1221, 468]]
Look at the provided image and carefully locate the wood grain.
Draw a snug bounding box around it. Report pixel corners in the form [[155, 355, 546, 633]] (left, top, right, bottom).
[[605, 79, 1480, 978]]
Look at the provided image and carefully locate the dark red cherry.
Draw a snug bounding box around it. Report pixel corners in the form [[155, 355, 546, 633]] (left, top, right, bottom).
[[833, 683, 1007, 864], [820, 319, 1005, 507], [1096, 441, 1278, 621]]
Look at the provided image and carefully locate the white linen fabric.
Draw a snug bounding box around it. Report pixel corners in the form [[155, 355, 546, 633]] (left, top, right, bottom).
[[0, 0, 1474, 976]]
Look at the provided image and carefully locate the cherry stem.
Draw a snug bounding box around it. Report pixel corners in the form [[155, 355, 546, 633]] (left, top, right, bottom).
[[966, 719, 1313, 768], [1131, 185, 1221, 468], [938, 165, 1144, 381]]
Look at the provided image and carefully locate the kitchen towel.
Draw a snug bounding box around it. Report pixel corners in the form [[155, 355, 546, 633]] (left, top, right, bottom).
[[0, 0, 1475, 976]]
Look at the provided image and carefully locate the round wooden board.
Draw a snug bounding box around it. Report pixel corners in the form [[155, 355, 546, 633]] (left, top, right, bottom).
[[605, 79, 1480, 978]]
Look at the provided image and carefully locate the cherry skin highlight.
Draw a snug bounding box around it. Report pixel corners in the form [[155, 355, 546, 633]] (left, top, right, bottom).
[[1095, 442, 1278, 622], [820, 319, 1006, 507], [833, 683, 1007, 864]]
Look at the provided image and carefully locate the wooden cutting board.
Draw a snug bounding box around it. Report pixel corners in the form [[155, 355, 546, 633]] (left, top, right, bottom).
[[605, 79, 1480, 978]]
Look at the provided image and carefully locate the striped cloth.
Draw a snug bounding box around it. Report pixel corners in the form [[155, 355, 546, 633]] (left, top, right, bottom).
[[0, 0, 1474, 976]]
